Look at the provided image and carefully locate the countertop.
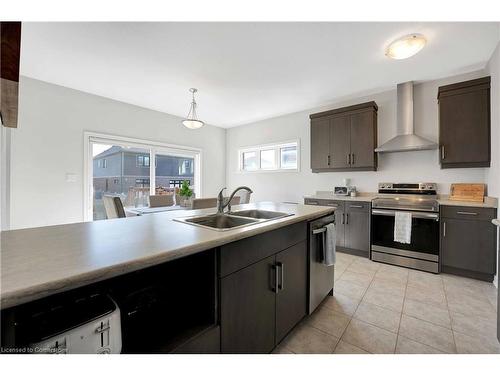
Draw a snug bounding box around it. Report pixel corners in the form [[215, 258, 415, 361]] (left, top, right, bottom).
[[0, 202, 334, 309], [304, 191, 498, 208]]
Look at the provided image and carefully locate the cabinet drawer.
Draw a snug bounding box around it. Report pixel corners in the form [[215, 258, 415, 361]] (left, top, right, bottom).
[[220, 221, 307, 277], [304, 198, 344, 208], [440, 205, 496, 221], [345, 201, 370, 212]]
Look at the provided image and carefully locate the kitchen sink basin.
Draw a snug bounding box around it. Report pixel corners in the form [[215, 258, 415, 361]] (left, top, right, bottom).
[[174, 210, 293, 231], [176, 214, 260, 231], [229, 209, 292, 220]]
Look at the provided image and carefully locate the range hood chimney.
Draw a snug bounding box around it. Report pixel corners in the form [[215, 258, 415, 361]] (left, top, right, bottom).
[[375, 81, 437, 153]]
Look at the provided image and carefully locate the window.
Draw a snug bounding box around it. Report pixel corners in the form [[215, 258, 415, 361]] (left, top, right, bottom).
[[97, 159, 107, 168], [242, 151, 258, 171], [137, 155, 150, 167], [238, 140, 299, 172], [85, 132, 201, 222]]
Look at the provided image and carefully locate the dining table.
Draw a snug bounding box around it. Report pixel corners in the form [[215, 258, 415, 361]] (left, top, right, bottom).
[[125, 205, 188, 216]]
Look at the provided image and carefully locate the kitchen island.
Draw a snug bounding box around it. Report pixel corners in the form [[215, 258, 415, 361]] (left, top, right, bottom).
[[1, 202, 335, 354]]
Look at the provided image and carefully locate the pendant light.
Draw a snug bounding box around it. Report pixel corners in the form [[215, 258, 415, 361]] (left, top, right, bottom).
[[182, 88, 205, 129]]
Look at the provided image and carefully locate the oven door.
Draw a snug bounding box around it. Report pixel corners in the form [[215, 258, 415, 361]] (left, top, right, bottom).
[[371, 209, 439, 261]]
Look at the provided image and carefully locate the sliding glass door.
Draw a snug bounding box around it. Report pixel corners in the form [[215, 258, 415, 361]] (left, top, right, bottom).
[[86, 133, 201, 221]]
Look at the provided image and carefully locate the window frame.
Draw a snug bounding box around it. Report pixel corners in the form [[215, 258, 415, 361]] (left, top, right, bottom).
[[237, 139, 300, 173]]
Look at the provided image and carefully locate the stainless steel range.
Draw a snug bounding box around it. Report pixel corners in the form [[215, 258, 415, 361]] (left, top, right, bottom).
[[371, 183, 440, 273]]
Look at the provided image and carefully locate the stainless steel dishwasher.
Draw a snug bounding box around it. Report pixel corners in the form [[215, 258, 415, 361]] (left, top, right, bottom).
[[308, 213, 336, 314]]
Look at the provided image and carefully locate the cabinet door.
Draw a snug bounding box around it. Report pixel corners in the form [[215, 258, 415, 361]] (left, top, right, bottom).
[[441, 218, 496, 274], [345, 204, 370, 254], [350, 111, 376, 168], [220, 255, 276, 353], [275, 241, 308, 343], [311, 118, 331, 170], [439, 89, 490, 167], [330, 116, 351, 168]]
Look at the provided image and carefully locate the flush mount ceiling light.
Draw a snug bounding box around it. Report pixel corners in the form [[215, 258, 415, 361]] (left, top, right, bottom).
[[385, 34, 427, 60], [182, 88, 205, 129]]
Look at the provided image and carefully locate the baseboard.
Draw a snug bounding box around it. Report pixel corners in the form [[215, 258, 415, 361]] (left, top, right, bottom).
[[441, 266, 494, 283], [337, 247, 369, 258]]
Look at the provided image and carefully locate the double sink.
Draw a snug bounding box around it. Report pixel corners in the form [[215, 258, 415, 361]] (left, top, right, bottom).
[[174, 209, 293, 231]]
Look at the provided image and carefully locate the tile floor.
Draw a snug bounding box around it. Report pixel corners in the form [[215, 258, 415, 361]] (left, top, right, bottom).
[[275, 252, 500, 354]]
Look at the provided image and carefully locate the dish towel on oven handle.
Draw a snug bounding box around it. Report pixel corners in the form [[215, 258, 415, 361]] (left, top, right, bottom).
[[323, 223, 336, 266], [394, 211, 412, 244]]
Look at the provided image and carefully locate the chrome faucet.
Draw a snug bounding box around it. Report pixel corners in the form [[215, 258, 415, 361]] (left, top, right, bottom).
[[217, 186, 253, 214]]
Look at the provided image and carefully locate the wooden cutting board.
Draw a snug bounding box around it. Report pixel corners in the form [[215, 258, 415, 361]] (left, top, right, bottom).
[[449, 183, 485, 202]]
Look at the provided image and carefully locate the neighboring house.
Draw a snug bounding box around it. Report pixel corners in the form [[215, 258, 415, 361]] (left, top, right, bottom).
[[93, 146, 194, 199]]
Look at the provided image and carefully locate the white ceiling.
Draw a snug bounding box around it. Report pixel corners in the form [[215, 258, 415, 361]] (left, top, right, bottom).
[[20, 22, 500, 128]]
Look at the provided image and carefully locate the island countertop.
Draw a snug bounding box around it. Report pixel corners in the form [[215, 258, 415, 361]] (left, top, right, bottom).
[[0, 202, 334, 309]]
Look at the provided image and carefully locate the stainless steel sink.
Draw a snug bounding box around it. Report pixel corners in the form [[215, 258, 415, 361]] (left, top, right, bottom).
[[175, 214, 260, 231], [229, 209, 292, 220], [174, 210, 293, 231]]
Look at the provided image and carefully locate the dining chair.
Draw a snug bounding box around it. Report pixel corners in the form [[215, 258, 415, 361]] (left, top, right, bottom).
[[149, 194, 174, 208], [103, 195, 126, 219], [191, 198, 218, 209]]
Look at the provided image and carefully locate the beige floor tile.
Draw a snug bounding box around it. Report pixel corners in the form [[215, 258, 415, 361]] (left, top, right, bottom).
[[395, 336, 445, 354], [403, 299, 451, 329], [347, 260, 380, 276], [398, 314, 456, 353], [454, 332, 500, 354], [408, 270, 443, 289], [322, 293, 360, 316], [353, 300, 401, 333], [342, 319, 397, 354], [306, 306, 351, 338], [374, 264, 409, 283], [405, 285, 447, 309], [446, 291, 497, 320], [334, 280, 368, 300], [272, 344, 294, 354], [363, 287, 405, 312], [449, 310, 498, 340], [282, 323, 339, 354], [369, 278, 407, 296], [333, 340, 369, 354], [338, 270, 374, 288]]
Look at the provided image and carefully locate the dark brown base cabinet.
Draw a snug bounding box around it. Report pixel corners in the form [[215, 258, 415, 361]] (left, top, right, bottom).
[[440, 206, 497, 282], [310, 102, 378, 172], [219, 222, 308, 353], [304, 198, 370, 258], [438, 77, 491, 169]]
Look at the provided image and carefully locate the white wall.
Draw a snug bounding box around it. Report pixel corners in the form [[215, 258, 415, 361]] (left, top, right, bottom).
[[226, 70, 490, 203], [485, 41, 500, 286], [9, 77, 226, 230]]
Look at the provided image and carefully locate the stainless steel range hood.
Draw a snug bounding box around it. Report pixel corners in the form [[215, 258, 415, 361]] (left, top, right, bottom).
[[375, 81, 437, 153]]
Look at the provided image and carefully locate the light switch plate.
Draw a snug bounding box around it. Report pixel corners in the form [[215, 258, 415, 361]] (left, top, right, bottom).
[[66, 173, 77, 183]]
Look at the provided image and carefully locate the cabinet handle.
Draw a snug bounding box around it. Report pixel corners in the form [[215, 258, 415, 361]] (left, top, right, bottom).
[[327, 155, 331, 166], [307, 201, 319, 205], [443, 221, 446, 237], [345, 213, 349, 225], [272, 265, 279, 294], [341, 213, 345, 224], [347, 154, 351, 165], [441, 146, 445, 160], [349, 204, 363, 209], [277, 262, 284, 291], [456, 211, 478, 216], [351, 153, 355, 165]]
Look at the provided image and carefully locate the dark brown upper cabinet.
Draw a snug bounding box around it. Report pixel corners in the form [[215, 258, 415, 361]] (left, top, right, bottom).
[[310, 101, 378, 172], [438, 77, 491, 169], [1, 22, 22, 128]]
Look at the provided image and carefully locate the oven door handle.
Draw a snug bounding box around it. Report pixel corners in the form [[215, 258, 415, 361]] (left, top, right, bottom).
[[371, 209, 439, 221]]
